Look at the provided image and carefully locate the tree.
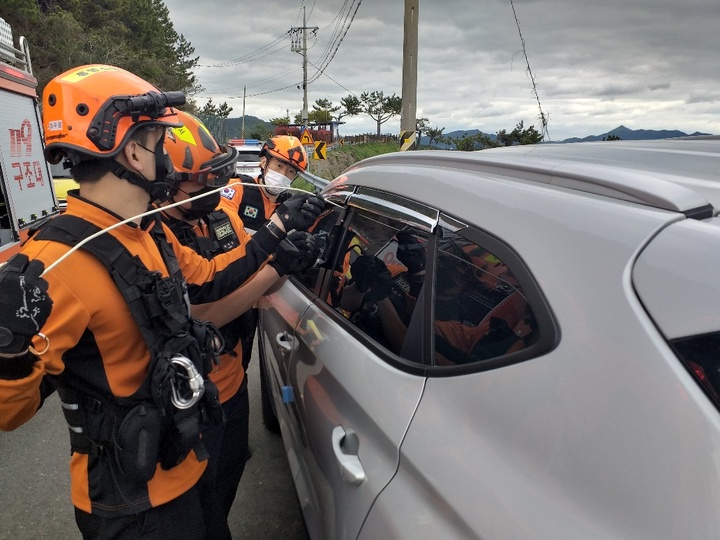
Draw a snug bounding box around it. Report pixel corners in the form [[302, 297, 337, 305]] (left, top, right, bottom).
[[337, 95, 362, 122], [3, 0, 200, 96], [195, 98, 234, 142], [426, 126, 445, 147], [448, 121, 544, 151], [415, 117, 429, 148], [270, 116, 291, 126], [359, 91, 402, 136], [312, 98, 340, 124], [454, 134, 480, 151], [495, 121, 543, 146], [603, 135, 622, 141]]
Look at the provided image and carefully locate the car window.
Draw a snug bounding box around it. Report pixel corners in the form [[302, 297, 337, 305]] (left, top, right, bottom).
[[291, 205, 345, 291], [671, 332, 720, 411], [323, 207, 430, 362], [235, 151, 260, 162], [432, 226, 538, 366]]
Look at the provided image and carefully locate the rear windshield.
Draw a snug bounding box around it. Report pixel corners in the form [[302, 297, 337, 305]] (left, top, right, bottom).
[[236, 152, 260, 162]]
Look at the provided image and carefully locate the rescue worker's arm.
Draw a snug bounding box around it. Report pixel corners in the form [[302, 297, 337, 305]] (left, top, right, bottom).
[[191, 231, 320, 328], [179, 195, 324, 303], [191, 265, 281, 328], [0, 254, 53, 430]]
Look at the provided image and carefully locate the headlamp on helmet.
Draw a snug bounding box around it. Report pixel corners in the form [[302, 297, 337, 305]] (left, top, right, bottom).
[[42, 64, 185, 166]]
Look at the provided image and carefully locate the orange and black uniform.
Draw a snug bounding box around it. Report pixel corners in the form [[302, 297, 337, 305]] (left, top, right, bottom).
[[222, 175, 279, 233], [220, 177, 281, 371], [0, 192, 280, 518], [161, 197, 254, 537]]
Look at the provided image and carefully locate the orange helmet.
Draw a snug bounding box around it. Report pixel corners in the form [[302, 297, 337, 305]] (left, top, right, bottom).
[[260, 135, 308, 172], [165, 111, 238, 187], [42, 64, 184, 165]]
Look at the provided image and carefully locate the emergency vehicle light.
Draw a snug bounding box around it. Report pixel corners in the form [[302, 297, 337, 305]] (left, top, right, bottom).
[[228, 139, 261, 147]]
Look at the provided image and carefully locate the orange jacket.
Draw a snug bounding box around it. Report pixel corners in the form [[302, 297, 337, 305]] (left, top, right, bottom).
[[179, 199, 252, 403], [221, 176, 278, 232], [0, 193, 278, 516]]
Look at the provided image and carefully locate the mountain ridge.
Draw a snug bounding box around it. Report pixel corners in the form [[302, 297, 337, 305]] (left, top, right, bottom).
[[215, 117, 713, 145], [439, 125, 713, 144]]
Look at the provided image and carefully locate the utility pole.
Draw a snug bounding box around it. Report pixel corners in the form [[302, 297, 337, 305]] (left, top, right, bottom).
[[400, 0, 419, 151], [290, 7, 318, 128], [241, 85, 246, 138]]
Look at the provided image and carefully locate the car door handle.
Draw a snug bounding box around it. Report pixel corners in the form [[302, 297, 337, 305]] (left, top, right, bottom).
[[332, 426, 365, 486], [276, 331, 295, 355]]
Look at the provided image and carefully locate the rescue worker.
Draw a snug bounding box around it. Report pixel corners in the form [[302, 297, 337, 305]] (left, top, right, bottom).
[[0, 64, 323, 539], [222, 135, 309, 373], [161, 111, 319, 539]]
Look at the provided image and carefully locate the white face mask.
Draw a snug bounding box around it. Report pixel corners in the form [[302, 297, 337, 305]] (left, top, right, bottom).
[[263, 168, 293, 195]]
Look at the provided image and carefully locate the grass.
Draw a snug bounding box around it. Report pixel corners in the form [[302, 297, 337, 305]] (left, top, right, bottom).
[[309, 142, 400, 180]]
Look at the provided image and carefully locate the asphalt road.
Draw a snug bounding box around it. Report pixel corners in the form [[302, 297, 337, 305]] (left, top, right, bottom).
[[0, 345, 310, 540]]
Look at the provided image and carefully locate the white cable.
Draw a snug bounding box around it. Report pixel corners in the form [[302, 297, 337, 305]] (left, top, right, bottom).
[[41, 180, 340, 276]]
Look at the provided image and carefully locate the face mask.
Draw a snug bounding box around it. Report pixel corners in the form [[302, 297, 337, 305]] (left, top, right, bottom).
[[179, 185, 221, 220], [263, 168, 292, 195]]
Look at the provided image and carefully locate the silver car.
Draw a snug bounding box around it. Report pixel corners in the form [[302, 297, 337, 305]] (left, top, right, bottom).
[[228, 138, 263, 178], [257, 137, 720, 539]]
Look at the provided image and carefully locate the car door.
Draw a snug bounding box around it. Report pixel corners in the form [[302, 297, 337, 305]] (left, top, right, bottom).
[[274, 189, 436, 540]]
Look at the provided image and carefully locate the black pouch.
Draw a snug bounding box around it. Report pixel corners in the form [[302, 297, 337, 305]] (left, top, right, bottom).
[[114, 402, 163, 483]]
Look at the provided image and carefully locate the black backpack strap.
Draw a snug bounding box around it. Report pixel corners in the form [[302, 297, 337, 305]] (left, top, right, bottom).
[[238, 180, 267, 231], [34, 214, 189, 352]]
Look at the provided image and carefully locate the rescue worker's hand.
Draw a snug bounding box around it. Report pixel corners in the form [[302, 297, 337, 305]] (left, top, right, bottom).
[[270, 231, 320, 276], [275, 193, 325, 232], [351, 255, 392, 302], [396, 230, 426, 274], [0, 254, 53, 355]]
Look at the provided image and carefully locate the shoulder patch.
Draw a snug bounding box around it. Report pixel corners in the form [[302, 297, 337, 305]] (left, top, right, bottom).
[[221, 187, 236, 200], [243, 205, 259, 219]]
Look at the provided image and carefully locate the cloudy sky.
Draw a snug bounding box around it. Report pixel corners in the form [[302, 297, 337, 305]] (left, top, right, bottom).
[[162, 0, 720, 141]]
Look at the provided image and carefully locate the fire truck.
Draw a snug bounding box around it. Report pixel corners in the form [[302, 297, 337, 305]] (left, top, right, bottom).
[[0, 17, 59, 262]]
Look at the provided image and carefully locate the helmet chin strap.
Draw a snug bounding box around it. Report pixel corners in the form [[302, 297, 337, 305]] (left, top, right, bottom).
[[106, 160, 170, 203]]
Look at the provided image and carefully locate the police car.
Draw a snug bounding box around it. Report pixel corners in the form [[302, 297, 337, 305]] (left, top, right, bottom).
[[258, 136, 720, 539], [227, 139, 263, 178]]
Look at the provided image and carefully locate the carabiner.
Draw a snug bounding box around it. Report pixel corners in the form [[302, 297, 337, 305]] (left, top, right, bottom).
[[169, 355, 205, 410]]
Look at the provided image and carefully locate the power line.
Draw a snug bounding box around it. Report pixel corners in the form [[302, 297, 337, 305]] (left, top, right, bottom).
[[509, 0, 550, 140], [308, 0, 362, 84], [308, 60, 357, 97], [198, 33, 291, 68]]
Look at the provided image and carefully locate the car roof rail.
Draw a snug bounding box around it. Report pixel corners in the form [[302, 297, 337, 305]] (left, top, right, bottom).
[[357, 149, 715, 219]]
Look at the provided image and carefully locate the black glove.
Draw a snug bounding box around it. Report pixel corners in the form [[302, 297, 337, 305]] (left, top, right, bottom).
[[275, 193, 325, 232], [270, 231, 320, 276], [0, 254, 53, 355], [396, 230, 426, 274], [351, 255, 392, 302]]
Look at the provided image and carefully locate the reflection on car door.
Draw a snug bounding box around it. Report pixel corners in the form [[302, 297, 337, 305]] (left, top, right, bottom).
[[290, 302, 425, 540]]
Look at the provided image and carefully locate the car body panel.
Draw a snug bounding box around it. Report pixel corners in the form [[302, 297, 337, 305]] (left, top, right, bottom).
[[260, 281, 426, 540], [633, 217, 720, 340], [259, 138, 720, 539]]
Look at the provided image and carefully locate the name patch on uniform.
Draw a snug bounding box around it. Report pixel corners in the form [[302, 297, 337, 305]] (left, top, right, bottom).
[[243, 205, 259, 219], [221, 187, 236, 200]]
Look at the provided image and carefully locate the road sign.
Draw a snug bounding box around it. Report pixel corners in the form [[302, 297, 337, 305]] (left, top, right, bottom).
[[300, 130, 314, 145], [399, 130, 416, 152], [339, 138, 344, 146], [314, 141, 327, 160]]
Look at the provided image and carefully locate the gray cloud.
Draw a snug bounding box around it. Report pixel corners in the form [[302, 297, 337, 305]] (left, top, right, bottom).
[[163, 0, 720, 140]]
